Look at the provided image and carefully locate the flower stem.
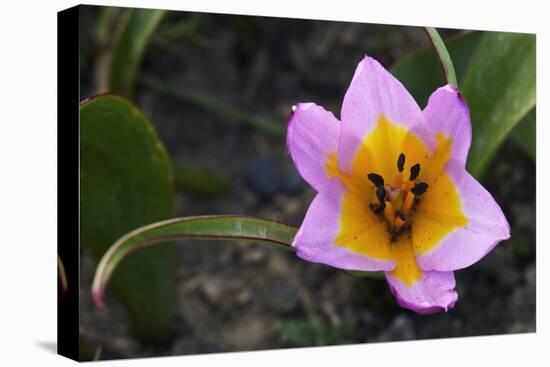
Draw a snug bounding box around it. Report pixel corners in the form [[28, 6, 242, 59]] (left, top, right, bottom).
[[424, 27, 458, 86]]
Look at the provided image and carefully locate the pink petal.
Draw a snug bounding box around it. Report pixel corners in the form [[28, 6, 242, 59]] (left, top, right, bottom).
[[423, 85, 472, 167], [287, 103, 341, 192], [416, 160, 510, 272], [338, 55, 432, 173], [292, 177, 395, 271], [385, 270, 458, 314]]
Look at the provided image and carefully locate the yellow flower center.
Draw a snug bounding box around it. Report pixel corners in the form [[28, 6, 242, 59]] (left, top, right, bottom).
[[325, 115, 468, 286]]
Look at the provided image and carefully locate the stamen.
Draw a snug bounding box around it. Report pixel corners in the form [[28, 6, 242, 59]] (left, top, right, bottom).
[[402, 180, 414, 193], [403, 191, 415, 211], [376, 186, 387, 209], [394, 173, 403, 187], [397, 153, 405, 172], [390, 191, 404, 212], [411, 182, 428, 196], [383, 201, 395, 222], [367, 173, 384, 188], [409, 163, 420, 181]]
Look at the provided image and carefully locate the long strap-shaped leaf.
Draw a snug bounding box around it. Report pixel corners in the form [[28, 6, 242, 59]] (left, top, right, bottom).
[[92, 215, 297, 307]]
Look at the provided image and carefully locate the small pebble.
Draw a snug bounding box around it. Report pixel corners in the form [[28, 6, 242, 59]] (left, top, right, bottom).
[[245, 158, 283, 199]]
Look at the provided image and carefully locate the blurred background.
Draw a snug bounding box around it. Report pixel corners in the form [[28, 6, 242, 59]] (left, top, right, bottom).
[[77, 5, 535, 360]]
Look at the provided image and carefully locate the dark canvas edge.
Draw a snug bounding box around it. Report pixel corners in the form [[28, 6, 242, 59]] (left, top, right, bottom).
[[57, 4, 80, 362]]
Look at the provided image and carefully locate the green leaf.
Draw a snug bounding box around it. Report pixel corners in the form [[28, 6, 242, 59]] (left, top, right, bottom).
[[510, 108, 536, 160], [424, 27, 458, 85], [80, 95, 177, 344], [154, 13, 203, 41], [96, 6, 122, 45], [174, 162, 232, 196], [505, 228, 532, 259], [391, 31, 482, 107], [463, 33, 536, 178], [109, 8, 166, 96], [92, 216, 297, 307]]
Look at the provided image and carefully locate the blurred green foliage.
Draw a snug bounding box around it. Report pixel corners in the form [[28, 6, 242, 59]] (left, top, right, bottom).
[[507, 229, 532, 259], [274, 317, 355, 347], [93, 346, 103, 361], [107, 8, 166, 96], [511, 109, 536, 160], [173, 162, 231, 196], [80, 95, 177, 344], [153, 13, 204, 42]]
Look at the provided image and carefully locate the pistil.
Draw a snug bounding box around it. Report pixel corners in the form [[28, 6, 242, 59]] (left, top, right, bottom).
[[394, 211, 406, 231]]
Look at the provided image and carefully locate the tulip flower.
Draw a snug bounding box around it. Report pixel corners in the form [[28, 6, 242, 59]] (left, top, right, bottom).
[[287, 56, 510, 314]]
